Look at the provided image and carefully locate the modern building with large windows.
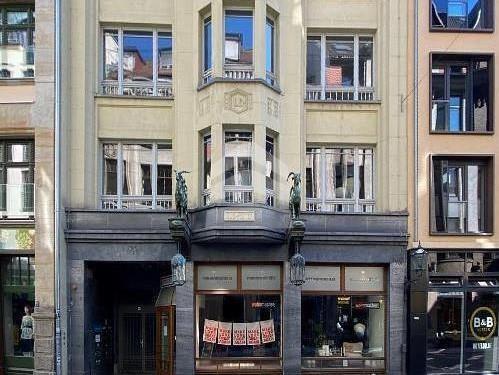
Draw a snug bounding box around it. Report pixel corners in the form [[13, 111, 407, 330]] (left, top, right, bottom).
[[407, 0, 499, 374], [58, 0, 408, 374], [0, 0, 56, 374]]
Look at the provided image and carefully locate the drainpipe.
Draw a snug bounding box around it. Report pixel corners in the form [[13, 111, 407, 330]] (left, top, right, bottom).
[[413, 0, 419, 244], [54, 0, 62, 372]]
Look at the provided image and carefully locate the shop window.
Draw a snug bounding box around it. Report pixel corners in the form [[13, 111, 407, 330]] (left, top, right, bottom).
[[224, 9, 254, 79], [101, 142, 173, 210], [202, 133, 211, 206], [301, 265, 386, 372], [431, 55, 493, 132], [431, 0, 494, 30], [1, 256, 35, 370], [0, 5, 35, 79], [431, 157, 492, 234], [306, 34, 374, 101], [428, 251, 499, 274], [0, 141, 34, 218], [101, 27, 172, 97], [196, 264, 282, 373], [224, 132, 253, 204], [306, 147, 374, 213]]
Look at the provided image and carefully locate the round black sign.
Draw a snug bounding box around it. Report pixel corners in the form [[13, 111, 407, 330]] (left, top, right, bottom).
[[470, 307, 497, 341]]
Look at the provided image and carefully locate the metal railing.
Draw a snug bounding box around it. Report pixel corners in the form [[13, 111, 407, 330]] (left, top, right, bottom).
[[306, 85, 375, 101], [100, 80, 173, 98], [202, 68, 213, 84], [100, 195, 173, 210], [224, 65, 254, 80], [265, 189, 276, 207], [202, 189, 211, 206], [306, 198, 375, 213], [0, 184, 35, 218], [224, 186, 253, 204], [266, 71, 277, 87]]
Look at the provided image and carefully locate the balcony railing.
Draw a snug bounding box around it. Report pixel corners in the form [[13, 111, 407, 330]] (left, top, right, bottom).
[[202, 189, 212, 206], [202, 69, 213, 85], [0, 184, 35, 218], [224, 186, 253, 204], [101, 81, 173, 98], [101, 195, 173, 210], [224, 65, 254, 80], [306, 198, 375, 213], [265, 189, 276, 207], [306, 85, 375, 102]]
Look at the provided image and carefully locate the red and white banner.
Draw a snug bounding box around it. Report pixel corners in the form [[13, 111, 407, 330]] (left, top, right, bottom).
[[217, 322, 232, 346], [232, 323, 247, 345], [202, 319, 218, 343], [246, 322, 261, 345], [260, 320, 275, 344]]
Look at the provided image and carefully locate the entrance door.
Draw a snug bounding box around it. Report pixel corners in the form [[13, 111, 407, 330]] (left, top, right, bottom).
[[119, 306, 155, 374], [155, 306, 175, 375]]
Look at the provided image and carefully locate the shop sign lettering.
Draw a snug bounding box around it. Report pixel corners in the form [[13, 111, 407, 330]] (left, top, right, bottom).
[[302, 266, 340, 291], [469, 307, 497, 341], [345, 267, 384, 292], [241, 265, 281, 290], [473, 342, 492, 350], [197, 265, 238, 290]]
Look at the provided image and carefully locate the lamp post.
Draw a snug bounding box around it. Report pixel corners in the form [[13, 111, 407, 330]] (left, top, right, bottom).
[[171, 242, 186, 286], [410, 241, 427, 275], [290, 242, 305, 286]]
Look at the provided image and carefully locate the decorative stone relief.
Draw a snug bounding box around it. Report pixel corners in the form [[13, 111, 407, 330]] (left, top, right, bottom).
[[199, 95, 211, 116], [267, 97, 279, 118], [224, 89, 252, 114]]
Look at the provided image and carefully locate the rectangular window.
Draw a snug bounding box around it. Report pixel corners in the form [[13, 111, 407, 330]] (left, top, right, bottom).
[[101, 142, 173, 209], [224, 10, 254, 79], [431, 55, 492, 132], [224, 132, 253, 204], [265, 17, 276, 86], [202, 134, 211, 206], [0, 140, 34, 218], [265, 135, 275, 207], [302, 265, 386, 372], [101, 27, 173, 97], [431, 0, 494, 30], [0, 6, 35, 79], [203, 16, 212, 75], [432, 157, 491, 234], [306, 34, 374, 101], [306, 147, 374, 213]]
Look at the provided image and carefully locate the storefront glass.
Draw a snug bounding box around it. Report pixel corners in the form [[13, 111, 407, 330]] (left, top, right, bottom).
[[301, 265, 386, 372]]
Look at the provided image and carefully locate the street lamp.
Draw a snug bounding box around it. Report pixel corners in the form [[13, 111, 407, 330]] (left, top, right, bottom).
[[171, 242, 186, 286], [410, 242, 427, 274], [290, 242, 305, 286]]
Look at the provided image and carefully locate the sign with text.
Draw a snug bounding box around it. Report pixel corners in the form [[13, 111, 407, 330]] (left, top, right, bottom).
[[233, 323, 247, 345], [247, 322, 261, 345], [470, 307, 497, 341], [302, 266, 341, 291], [218, 322, 232, 345], [197, 265, 238, 290], [203, 319, 218, 343], [241, 265, 281, 290], [345, 267, 384, 292], [260, 320, 275, 344]]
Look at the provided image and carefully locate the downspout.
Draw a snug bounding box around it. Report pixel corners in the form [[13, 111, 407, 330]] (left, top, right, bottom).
[[413, 0, 419, 244], [54, 0, 62, 372]]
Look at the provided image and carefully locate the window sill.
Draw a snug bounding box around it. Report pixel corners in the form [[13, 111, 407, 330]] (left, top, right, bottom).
[[430, 27, 494, 34], [305, 99, 381, 105], [430, 231, 494, 237], [0, 78, 35, 86], [429, 130, 494, 135], [94, 93, 174, 101], [198, 77, 282, 95]]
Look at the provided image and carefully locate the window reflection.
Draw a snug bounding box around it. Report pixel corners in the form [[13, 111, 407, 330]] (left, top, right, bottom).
[[123, 31, 153, 82], [225, 10, 253, 65], [158, 33, 172, 83], [224, 132, 252, 187], [203, 17, 212, 72], [104, 30, 119, 81], [431, 0, 493, 30], [326, 37, 354, 87], [306, 37, 321, 86]]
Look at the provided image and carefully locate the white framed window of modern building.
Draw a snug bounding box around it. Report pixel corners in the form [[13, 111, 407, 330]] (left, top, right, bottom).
[[224, 9, 254, 80], [101, 142, 173, 210], [265, 134, 276, 207], [265, 15, 277, 86], [101, 27, 173, 97], [202, 133, 212, 206], [202, 15, 213, 84], [305, 146, 375, 212], [224, 131, 253, 204], [306, 33, 375, 101]]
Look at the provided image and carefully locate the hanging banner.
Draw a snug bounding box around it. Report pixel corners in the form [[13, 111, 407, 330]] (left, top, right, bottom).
[[218, 322, 232, 346], [202, 319, 218, 343], [233, 323, 247, 345], [260, 319, 275, 344], [247, 322, 261, 345]]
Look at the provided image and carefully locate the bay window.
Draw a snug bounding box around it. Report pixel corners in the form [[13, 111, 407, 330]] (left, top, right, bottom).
[[306, 34, 374, 101], [432, 156, 492, 234], [0, 6, 35, 79], [431, 0, 494, 30], [102, 28, 172, 97], [306, 147, 374, 212], [431, 54, 492, 132], [224, 10, 254, 79], [224, 132, 253, 204], [101, 142, 173, 209]]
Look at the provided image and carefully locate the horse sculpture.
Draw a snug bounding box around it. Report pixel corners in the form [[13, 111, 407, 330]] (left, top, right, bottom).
[[287, 172, 301, 220], [175, 170, 190, 219]]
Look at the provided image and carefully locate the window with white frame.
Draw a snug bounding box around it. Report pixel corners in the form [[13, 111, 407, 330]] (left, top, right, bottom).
[[306, 147, 375, 212], [306, 34, 374, 101], [224, 9, 254, 79], [101, 142, 173, 209], [202, 15, 213, 83], [266, 16, 276, 86], [224, 132, 253, 204], [265, 135, 275, 207], [102, 28, 173, 97], [202, 133, 211, 206]]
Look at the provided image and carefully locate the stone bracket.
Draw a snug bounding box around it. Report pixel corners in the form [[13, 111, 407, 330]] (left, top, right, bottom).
[[169, 218, 191, 250]]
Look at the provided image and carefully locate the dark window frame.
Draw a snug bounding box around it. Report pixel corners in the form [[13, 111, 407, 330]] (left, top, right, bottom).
[[430, 53, 494, 133], [429, 0, 495, 32], [430, 155, 494, 235]]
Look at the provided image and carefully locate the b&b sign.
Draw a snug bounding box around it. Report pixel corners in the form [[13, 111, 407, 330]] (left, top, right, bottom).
[[470, 307, 497, 341]]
